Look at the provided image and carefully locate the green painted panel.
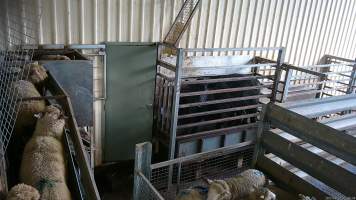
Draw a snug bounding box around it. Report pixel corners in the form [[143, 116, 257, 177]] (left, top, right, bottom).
[[104, 42, 157, 161]]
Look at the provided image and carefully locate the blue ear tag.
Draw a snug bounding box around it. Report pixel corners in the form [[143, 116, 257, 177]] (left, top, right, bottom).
[[193, 185, 209, 194]]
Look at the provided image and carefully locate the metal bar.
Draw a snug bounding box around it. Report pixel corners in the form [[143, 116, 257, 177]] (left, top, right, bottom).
[[179, 94, 271, 108], [266, 103, 356, 166], [133, 142, 152, 200], [286, 64, 327, 78], [323, 54, 355, 63], [183, 63, 276, 70], [262, 131, 356, 196], [280, 67, 292, 102], [181, 75, 274, 85], [178, 104, 261, 119], [279, 93, 356, 117], [256, 155, 328, 199], [252, 104, 269, 167], [176, 123, 258, 142], [67, 44, 106, 49], [346, 59, 356, 94], [180, 84, 273, 97], [168, 48, 183, 160], [177, 113, 259, 129], [151, 141, 254, 169], [271, 48, 285, 102], [157, 59, 176, 71], [183, 47, 283, 52]]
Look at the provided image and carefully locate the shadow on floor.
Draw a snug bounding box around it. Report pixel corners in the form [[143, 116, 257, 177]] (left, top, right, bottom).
[[95, 160, 134, 200]]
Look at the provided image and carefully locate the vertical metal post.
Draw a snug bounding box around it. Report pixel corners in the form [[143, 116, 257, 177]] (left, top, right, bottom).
[[252, 104, 269, 167], [133, 142, 152, 200], [168, 48, 184, 160], [281, 66, 293, 102], [271, 48, 285, 102], [346, 59, 356, 94]]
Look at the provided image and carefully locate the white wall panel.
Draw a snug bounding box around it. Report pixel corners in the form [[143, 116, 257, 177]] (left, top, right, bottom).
[[35, 0, 356, 65]]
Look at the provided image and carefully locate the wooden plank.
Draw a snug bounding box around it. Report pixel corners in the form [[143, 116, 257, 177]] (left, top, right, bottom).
[[266, 103, 356, 166], [257, 156, 328, 199], [262, 131, 356, 196]]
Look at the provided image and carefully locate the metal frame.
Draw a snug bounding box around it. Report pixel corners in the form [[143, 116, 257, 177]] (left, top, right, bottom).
[[154, 44, 285, 160], [255, 102, 356, 198], [278, 58, 356, 102], [133, 141, 254, 200]]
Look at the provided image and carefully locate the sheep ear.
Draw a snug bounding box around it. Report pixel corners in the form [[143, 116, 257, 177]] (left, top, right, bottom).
[[202, 177, 213, 185]]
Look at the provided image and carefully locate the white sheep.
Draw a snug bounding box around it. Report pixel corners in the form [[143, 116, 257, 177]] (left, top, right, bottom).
[[206, 169, 270, 200]]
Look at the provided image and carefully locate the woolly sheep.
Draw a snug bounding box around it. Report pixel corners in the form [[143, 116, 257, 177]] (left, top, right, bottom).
[[13, 80, 46, 133], [6, 183, 40, 200], [38, 181, 72, 200], [22, 62, 48, 86], [245, 187, 276, 200], [33, 105, 65, 140], [206, 169, 267, 200], [20, 136, 67, 186]]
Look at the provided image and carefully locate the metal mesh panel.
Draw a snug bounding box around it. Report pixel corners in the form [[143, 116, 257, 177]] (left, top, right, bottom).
[[0, 0, 39, 152], [149, 146, 254, 199], [164, 0, 201, 46]]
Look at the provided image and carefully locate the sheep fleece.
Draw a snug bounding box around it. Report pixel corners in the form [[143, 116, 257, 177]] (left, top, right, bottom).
[[33, 105, 65, 140], [20, 136, 71, 200], [207, 169, 267, 200], [6, 183, 40, 200]]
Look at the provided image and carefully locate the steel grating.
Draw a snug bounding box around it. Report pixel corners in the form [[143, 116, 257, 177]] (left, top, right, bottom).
[[0, 0, 40, 153]]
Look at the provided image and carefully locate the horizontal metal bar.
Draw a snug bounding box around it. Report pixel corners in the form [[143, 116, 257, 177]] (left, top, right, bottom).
[[157, 60, 176, 71], [183, 47, 283, 52], [266, 103, 356, 166], [300, 63, 354, 68], [176, 123, 258, 141], [262, 131, 356, 196], [181, 75, 274, 85], [256, 156, 328, 199], [324, 70, 353, 75], [180, 84, 273, 97], [136, 171, 165, 200], [324, 54, 355, 64], [20, 95, 67, 101], [183, 63, 276, 70], [67, 44, 106, 49], [279, 93, 356, 117], [179, 94, 271, 108], [157, 72, 175, 82], [177, 113, 259, 129], [284, 64, 327, 78], [178, 104, 262, 119], [151, 141, 254, 169]]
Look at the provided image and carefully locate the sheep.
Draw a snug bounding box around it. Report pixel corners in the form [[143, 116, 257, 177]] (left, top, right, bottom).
[[22, 62, 48, 86], [32, 105, 65, 140], [6, 183, 40, 200], [40, 55, 70, 60], [20, 136, 71, 200], [206, 169, 267, 200], [12, 80, 46, 134], [176, 186, 208, 200], [245, 187, 276, 200]]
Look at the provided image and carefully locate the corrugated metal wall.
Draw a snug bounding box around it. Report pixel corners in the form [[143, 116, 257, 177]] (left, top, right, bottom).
[[36, 0, 356, 65]]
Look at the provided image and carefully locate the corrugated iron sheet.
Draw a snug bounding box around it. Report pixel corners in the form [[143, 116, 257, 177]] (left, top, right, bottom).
[[34, 0, 356, 65]]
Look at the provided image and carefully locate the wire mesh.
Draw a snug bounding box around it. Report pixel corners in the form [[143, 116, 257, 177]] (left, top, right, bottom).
[[148, 145, 254, 199], [164, 0, 201, 46], [0, 0, 40, 153]]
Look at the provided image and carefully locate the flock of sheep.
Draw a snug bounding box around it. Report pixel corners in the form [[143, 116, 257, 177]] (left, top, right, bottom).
[[6, 62, 72, 200]]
